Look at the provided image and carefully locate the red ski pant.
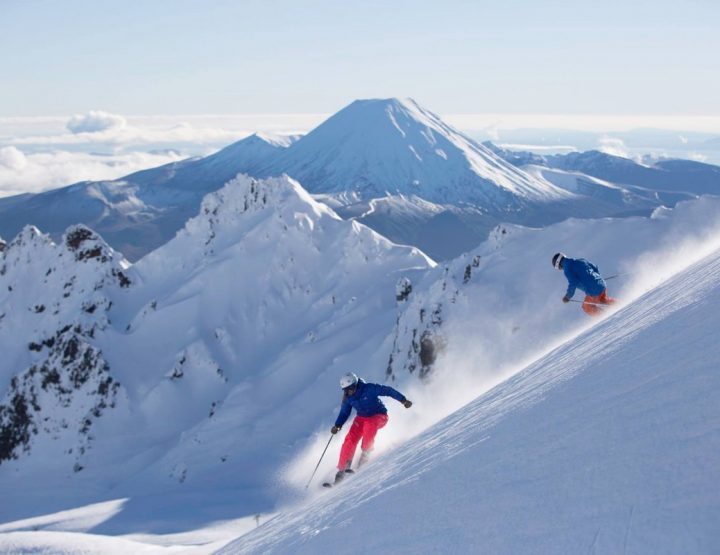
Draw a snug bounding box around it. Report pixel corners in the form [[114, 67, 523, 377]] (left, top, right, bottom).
[[337, 414, 388, 470], [583, 289, 616, 316]]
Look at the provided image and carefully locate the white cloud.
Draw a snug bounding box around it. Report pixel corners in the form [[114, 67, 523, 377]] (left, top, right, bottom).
[[0, 149, 185, 198], [597, 136, 629, 158], [0, 113, 321, 197], [0, 146, 28, 171], [4, 114, 321, 151], [67, 110, 127, 134], [689, 153, 709, 163]]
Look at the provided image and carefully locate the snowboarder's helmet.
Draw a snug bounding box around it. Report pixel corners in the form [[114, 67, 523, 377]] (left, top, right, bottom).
[[552, 252, 565, 269], [340, 372, 359, 389]]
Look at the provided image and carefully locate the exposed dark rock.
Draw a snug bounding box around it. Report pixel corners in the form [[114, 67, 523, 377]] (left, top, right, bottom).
[[78, 247, 104, 261], [0, 393, 34, 462], [65, 227, 95, 250], [112, 269, 131, 288], [419, 332, 444, 378], [0, 325, 120, 466], [396, 277, 412, 302]]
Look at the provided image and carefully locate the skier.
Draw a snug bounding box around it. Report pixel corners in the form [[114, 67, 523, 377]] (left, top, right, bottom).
[[330, 372, 412, 485], [552, 252, 616, 316]]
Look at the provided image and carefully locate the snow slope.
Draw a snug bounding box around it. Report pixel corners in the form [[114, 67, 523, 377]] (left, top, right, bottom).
[[220, 233, 720, 555], [0, 184, 718, 553]]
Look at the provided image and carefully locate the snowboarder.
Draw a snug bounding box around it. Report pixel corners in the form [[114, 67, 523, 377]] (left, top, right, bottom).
[[330, 372, 412, 485], [552, 252, 616, 316]]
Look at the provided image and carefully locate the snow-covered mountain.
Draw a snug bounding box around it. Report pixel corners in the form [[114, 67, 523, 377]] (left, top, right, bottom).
[[4, 98, 719, 263], [0, 133, 297, 261], [0, 98, 570, 261], [0, 174, 432, 527], [258, 98, 563, 205], [1, 172, 718, 553]]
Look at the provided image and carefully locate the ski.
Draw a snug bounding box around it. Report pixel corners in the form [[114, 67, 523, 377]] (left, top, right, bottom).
[[322, 468, 354, 489]]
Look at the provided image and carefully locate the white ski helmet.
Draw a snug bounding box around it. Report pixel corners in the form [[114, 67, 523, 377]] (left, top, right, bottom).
[[340, 372, 359, 389], [552, 252, 566, 270]]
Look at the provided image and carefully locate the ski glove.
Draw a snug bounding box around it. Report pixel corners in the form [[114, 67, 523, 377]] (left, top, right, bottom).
[[402, 400, 412, 409], [562, 295, 570, 303], [331, 426, 341, 434]]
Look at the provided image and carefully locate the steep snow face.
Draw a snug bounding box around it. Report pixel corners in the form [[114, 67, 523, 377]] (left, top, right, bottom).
[[262, 98, 566, 206], [0, 225, 132, 469], [385, 196, 720, 395], [220, 232, 720, 555]]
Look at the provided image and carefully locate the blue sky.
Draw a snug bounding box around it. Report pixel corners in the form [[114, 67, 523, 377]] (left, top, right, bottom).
[[1, 0, 718, 116]]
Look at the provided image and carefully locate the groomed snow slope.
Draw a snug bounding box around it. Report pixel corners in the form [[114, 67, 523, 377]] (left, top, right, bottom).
[[220, 247, 720, 554]]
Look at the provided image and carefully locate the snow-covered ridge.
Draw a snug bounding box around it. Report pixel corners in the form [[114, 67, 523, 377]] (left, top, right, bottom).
[[0, 224, 132, 469], [137, 173, 430, 278]]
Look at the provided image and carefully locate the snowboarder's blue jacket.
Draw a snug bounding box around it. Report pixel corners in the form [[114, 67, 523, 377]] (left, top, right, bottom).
[[334, 380, 407, 428], [563, 257, 606, 299]]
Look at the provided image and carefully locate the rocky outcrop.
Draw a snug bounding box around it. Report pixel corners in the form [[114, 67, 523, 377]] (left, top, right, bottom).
[[0, 224, 131, 468]]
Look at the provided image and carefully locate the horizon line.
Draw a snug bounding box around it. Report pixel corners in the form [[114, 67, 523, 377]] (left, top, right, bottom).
[[2, 113, 719, 134]]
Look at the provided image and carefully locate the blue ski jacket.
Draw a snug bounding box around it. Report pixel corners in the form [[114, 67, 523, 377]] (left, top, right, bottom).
[[334, 380, 407, 428], [563, 257, 606, 299]]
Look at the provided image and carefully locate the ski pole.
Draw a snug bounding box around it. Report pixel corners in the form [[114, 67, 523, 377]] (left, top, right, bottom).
[[305, 434, 334, 489]]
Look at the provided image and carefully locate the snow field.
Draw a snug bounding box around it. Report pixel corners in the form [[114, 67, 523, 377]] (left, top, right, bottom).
[[220, 232, 720, 555]]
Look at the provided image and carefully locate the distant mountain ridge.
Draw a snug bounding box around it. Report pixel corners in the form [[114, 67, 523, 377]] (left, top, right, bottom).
[[485, 141, 720, 196], [0, 133, 297, 260], [1, 98, 719, 261]]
